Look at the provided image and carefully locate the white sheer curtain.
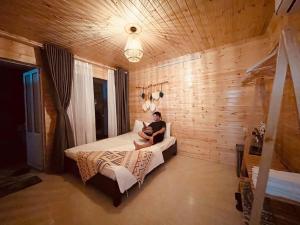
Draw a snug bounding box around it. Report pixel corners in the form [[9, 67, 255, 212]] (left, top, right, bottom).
[[107, 69, 118, 137], [68, 60, 96, 146]]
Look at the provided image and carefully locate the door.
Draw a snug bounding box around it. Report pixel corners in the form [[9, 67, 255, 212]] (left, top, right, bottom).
[[23, 69, 44, 170], [93, 78, 108, 140]]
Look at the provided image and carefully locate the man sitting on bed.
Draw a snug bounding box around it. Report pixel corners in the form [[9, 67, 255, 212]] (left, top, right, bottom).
[[134, 111, 166, 150]]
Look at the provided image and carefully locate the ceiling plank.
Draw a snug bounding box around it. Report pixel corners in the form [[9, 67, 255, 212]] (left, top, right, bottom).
[[0, 0, 274, 69]]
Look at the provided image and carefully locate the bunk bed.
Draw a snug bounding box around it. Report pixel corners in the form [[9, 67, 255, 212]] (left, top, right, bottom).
[[239, 27, 300, 225]]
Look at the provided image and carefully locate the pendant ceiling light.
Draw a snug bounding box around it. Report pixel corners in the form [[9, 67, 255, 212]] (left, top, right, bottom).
[[124, 25, 143, 63]]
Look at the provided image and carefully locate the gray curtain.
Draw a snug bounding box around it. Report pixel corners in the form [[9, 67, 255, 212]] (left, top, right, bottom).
[[43, 44, 75, 173], [114, 68, 130, 135]]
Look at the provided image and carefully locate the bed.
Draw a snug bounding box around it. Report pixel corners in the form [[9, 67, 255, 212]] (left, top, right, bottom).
[[64, 131, 177, 206]]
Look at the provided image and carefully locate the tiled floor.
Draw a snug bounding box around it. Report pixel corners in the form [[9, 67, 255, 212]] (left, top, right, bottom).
[[0, 156, 243, 225]]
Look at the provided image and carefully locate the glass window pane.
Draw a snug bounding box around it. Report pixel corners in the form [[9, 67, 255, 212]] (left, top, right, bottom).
[[25, 75, 33, 132], [32, 72, 41, 133]]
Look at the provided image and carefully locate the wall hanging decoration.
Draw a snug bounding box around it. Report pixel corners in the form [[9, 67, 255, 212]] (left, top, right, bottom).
[[159, 83, 164, 98], [152, 85, 160, 100], [141, 87, 145, 99], [150, 101, 156, 112], [136, 81, 168, 112]]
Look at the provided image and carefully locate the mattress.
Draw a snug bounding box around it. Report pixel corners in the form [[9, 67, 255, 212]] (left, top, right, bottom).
[[252, 166, 300, 202], [65, 132, 176, 193]]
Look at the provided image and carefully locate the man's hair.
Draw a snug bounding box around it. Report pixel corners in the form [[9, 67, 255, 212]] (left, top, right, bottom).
[[153, 111, 161, 118]]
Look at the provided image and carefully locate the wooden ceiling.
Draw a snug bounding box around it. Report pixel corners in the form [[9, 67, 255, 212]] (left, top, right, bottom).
[[0, 0, 274, 69]]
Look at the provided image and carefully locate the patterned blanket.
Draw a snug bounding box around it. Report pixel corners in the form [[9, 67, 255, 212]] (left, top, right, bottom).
[[76, 150, 153, 185]]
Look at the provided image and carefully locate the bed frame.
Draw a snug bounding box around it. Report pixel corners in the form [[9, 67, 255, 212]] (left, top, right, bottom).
[[64, 141, 177, 207]]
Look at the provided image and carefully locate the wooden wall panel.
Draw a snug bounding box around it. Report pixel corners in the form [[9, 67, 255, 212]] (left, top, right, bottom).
[[0, 37, 37, 65], [40, 69, 57, 170], [92, 65, 108, 80], [276, 75, 300, 172], [129, 37, 271, 165]]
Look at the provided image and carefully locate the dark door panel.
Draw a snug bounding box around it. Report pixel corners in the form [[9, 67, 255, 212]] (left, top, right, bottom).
[[93, 78, 108, 140]]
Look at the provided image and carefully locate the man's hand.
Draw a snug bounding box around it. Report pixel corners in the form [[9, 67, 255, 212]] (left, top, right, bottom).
[[142, 122, 147, 132], [143, 127, 153, 134], [149, 136, 154, 144]]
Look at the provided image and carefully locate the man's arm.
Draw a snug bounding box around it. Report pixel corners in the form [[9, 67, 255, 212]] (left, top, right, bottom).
[[152, 127, 166, 137], [149, 127, 166, 144]]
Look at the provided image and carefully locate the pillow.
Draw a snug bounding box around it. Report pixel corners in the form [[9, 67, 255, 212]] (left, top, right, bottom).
[[133, 120, 143, 133], [164, 122, 171, 138]]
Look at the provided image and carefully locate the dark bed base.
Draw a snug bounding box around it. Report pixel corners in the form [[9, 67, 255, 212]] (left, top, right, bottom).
[[64, 141, 177, 207]]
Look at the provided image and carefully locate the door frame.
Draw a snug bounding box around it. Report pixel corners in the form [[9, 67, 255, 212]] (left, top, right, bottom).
[[0, 58, 46, 170]]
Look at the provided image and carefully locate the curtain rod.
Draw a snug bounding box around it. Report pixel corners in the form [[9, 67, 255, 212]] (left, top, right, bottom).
[[0, 30, 116, 71]]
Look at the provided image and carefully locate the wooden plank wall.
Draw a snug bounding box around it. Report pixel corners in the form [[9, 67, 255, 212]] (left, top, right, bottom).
[[275, 75, 300, 172], [129, 36, 272, 165], [0, 37, 37, 65]]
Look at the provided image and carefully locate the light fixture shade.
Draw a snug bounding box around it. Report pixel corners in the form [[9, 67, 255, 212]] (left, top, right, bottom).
[[124, 33, 143, 63]]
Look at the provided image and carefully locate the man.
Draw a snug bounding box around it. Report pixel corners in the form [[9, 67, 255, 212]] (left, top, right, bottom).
[[134, 112, 166, 150]]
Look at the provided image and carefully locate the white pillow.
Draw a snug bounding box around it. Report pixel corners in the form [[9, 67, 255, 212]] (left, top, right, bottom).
[[164, 122, 171, 138], [133, 120, 150, 133], [133, 120, 143, 133]]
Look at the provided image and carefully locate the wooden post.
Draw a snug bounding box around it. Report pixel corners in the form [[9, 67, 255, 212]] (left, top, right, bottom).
[[249, 38, 288, 225]]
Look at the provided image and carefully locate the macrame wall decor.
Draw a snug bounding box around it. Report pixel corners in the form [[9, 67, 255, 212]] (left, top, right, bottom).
[[136, 81, 168, 113]]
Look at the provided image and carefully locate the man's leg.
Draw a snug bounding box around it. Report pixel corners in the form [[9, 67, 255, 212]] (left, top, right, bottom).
[[134, 139, 153, 150], [138, 131, 151, 140]]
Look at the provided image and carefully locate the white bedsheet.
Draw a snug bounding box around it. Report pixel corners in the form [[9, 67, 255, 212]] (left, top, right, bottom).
[[252, 166, 300, 202], [65, 132, 176, 193]]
